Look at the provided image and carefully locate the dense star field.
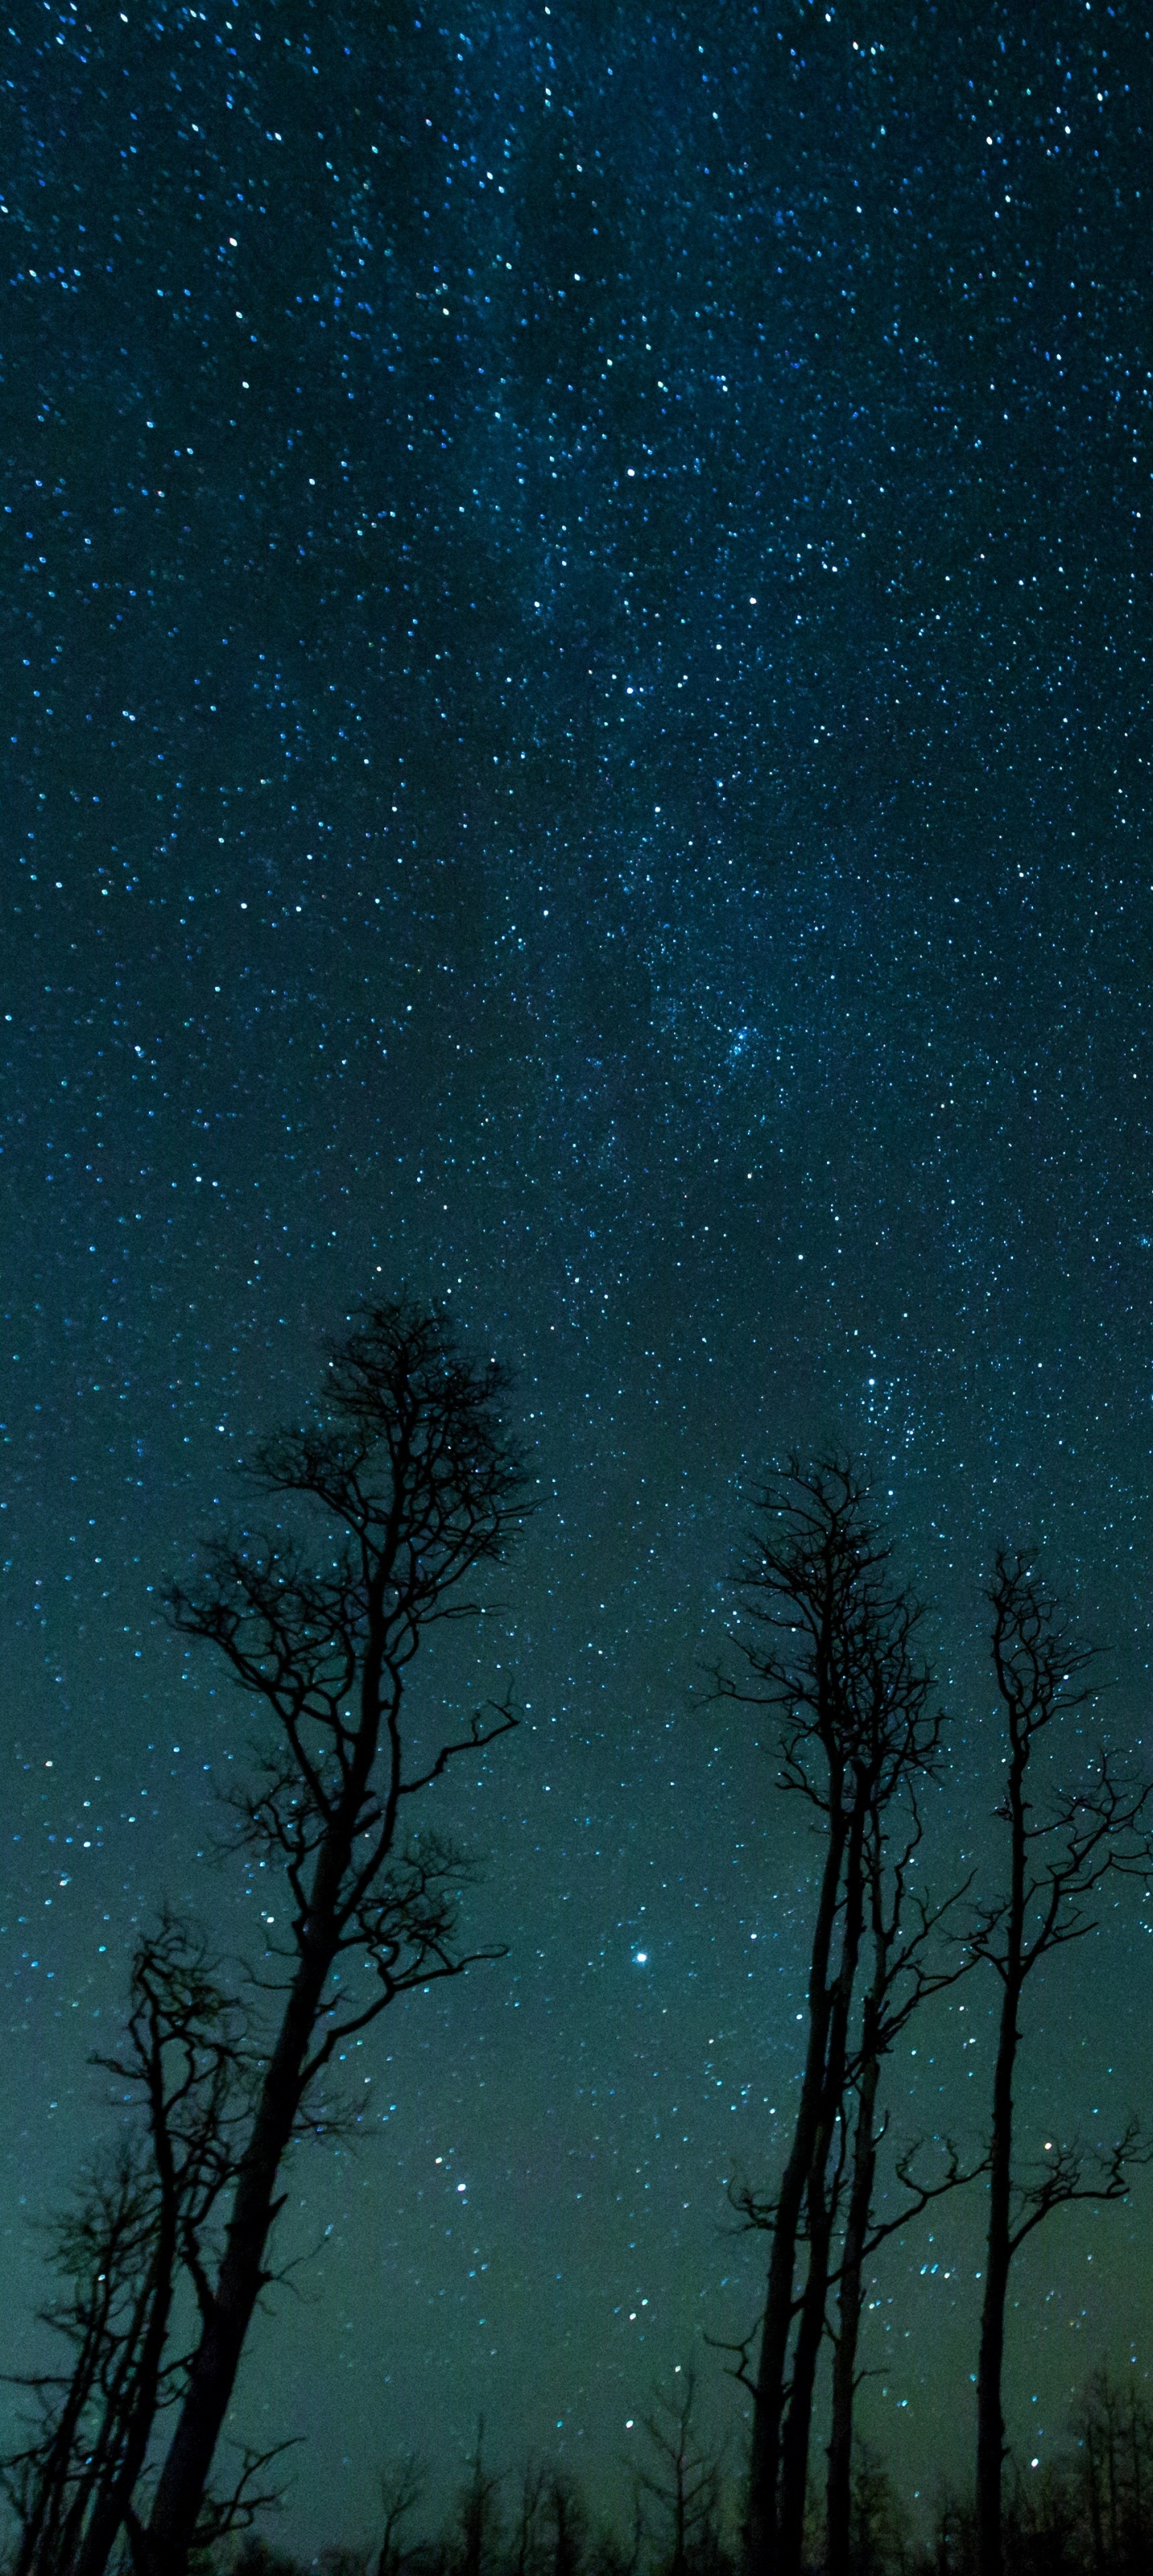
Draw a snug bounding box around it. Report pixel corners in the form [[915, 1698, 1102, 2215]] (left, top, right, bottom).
[[5, 0, 1153, 2557]]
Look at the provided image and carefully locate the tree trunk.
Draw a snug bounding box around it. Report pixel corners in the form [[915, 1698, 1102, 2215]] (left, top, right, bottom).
[[109, 1303, 526, 2569], [11, 2322, 102, 2576], [143, 1905, 339, 2573], [16, 2263, 154, 2576], [745, 2074, 826, 2576], [826, 2047, 880, 2576], [975, 1962, 1022, 2576], [73, 2254, 176, 2576], [776, 1807, 866, 2576], [776, 2151, 834, 2576], [74, 2082, 183, 2576], [745, 1817, 846, 2576]]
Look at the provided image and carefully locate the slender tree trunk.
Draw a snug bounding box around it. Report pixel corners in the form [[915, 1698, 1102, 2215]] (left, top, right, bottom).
[[745, 1817, 846, 2576], [745, 2074, 825, 2576], [776, 2151, 834, 2576], [143, 1834, 352, 2574], [777, 1809, 866, 2576], [18, 2268, 155, 2576], [145, 1592, 395, 2576], [11, 2326, 102, 2576], [975, 1668, 1028, 2576], [826, 2046, 880, 2576], [74, 2252, 177, 2576], [976, 1959, 1022, 2576], [74, 2062, 184, 2576]]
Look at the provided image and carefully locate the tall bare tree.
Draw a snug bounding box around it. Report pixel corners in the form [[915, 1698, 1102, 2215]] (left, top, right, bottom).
[[774, 1572, 955, 2576], [971, 1552, 1150, 2576], [720, 1462, 880, 2576], [3, 1914, 247, 2576], [824, 1802, 980, 2576], [141, 1300, 533, 2575], [715, 1461, 945, 2576]]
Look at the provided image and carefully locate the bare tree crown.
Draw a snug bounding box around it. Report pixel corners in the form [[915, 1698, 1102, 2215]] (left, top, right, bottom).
[[169, 1300, 532, 1736], [163, 1301, 535, 2047], [720, 1457, 944, 1817]]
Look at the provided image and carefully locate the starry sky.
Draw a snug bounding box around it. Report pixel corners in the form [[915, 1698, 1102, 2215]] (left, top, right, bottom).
[[6, 0, 1153, 2557]]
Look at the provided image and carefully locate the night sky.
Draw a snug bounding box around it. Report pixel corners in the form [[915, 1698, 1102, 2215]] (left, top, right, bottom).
[[6, 0, 1153, 2557]]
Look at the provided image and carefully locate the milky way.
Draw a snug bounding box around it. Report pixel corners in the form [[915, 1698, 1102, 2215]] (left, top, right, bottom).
[[5, 1, 1153, 2554]]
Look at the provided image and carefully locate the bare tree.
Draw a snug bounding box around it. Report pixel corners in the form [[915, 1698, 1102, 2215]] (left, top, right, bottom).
[[970, 1553, 1151, 2576], [635, 2373, 726, 2576], [824, 1804, 981, 2576], [451, 2421, 504, 2576], [316, 2457, 431, 2576], [1070, 2366, 1153, 2576], [716, 1462, 945, 2576], [774, 1583, 955, 2576], [2, 1915, 247, 2576], [373, 2456, 429, 2576], [4, 2151, 155, 2576], [140, 1302, 534, 2575], [718, 1462, 885, 2576]]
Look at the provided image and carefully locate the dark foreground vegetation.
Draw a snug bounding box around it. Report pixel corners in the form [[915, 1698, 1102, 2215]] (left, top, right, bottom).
[[4, 1301, 1151, 2576], [16, 2360, 1151, 2576]]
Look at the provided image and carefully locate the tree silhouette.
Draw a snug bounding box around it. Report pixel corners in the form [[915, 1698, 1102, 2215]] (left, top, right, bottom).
[[970, 1553, 1151, 2576], [715, 1460, 946, 2576], [373, 2456, 429, 2576], [451, 2421, 504, 2576], [824, 1802, 980, 2576], [2, 1914, 251, 2576], [141, 1300, 534, 2574], [634, 2374, 727, 2576], [1070, 2366, 1153, 2576]]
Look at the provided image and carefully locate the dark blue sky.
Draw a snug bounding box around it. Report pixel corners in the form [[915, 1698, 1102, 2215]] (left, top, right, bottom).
[[5, 0, 1153, 2557]]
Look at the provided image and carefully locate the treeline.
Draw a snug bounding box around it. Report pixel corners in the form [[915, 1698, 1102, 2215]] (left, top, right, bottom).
[[2, 1300, 1151, 2576], [107, 2362, 1153, 2576]]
